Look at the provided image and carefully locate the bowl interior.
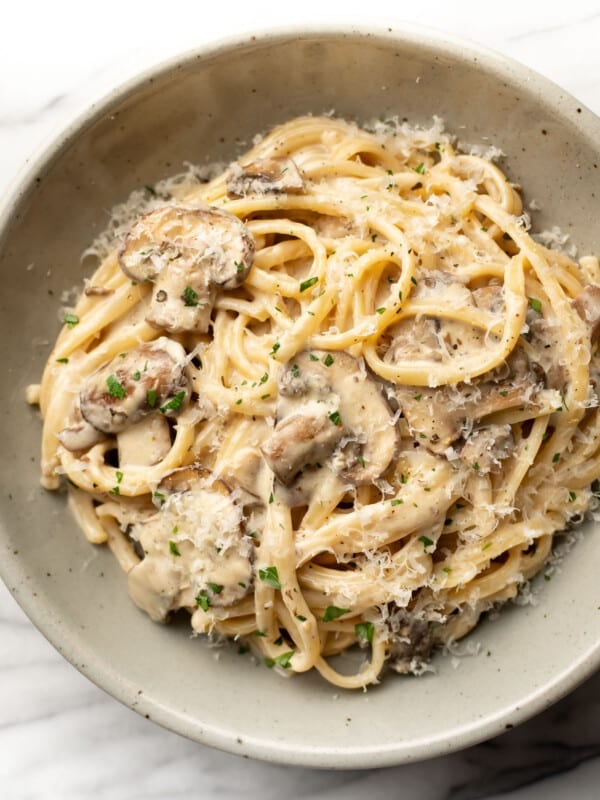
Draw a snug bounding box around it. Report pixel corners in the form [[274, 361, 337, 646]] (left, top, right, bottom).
[[1, 26, 599, 768]]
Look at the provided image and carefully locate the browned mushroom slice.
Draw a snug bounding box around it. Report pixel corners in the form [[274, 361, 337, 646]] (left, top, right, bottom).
[[261, 350, 397, 486], [59, 338, 190, 449], [388, 611, 437, 675], [226, 157, 304, 198], [573, 284, 600, 342], [394, 349, 542, 454], [119, 204, 254, 333], [459, 424, 514, 474], [261, 404, 344, 484], [385, 317, 442, 363], [127, 467, 253, 622]]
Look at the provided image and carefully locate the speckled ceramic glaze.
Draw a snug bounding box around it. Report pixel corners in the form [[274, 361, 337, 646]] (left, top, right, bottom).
[[0, 24, 599, 768]]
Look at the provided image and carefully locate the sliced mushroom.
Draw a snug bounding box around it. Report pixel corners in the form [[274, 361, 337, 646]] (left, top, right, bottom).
[[127, 466, 253, 622], [459, 424, 514, 474], [394, 349, 542, 454], [261, 351, 397, 486], [226, 157, 304, 198], [573, 284, 600, 342], [119, 204, 254, 333], [261, 402, 344, 484], [117, 414, 172, 467], [388, 610, 437, 675], [59, 338, 190, 450], [385, 316, 442, 363]]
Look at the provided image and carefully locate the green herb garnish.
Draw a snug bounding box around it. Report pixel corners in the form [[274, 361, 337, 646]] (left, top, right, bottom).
[[265, 651, 294, 669], [63, 313, 79, 329], [106, 374, 126, 399], [299, 276, 318, 292], [160, 390, 186, 413], [355, 621, 374, 643], [183, 286, 199, 306], [259, 566, 281, 590], [323, 606, 351, 622], [328, 410, 342, 427]]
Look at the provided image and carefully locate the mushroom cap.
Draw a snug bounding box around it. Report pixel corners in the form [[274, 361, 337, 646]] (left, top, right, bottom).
[[78, 337, 190, 435], [118, 204, 255, 333], [262, 350, 397, 486], [226, 157, 304, 198]]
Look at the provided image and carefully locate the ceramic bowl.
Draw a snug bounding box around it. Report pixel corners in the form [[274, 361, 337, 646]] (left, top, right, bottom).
[[1, 24, 599, 768]]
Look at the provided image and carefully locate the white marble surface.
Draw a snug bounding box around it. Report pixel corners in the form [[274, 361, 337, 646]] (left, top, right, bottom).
[[2, 1, 600, 797]]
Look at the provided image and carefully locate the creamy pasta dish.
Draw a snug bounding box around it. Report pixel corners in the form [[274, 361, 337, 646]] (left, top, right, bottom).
[[28, 115, 600, 688]]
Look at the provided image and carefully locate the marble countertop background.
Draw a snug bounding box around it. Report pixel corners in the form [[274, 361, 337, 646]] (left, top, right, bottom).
[[1, 2, 599, 797]]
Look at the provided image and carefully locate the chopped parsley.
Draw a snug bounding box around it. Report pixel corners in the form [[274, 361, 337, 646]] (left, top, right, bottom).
[[472, 462, 480, 471], [296, 614, 307, 622], [153, 491, 165, 501], [195, 591, 210, 611], [323, 353, 334, 367], [391, 499, 403, 506], [410, 276, 417, 286], [160, 390, 186, 413], [552, 452, 561, 463], [258, 566, 281, 590], [414, 162, 425, 174], [109, 486, 120, 496], [270, 342, 280, 355], [265, 651, 294, 669], [106, 374, 126, 399], [208, 583, 223, 594], [400, 473, 407, 484], [528, 297, 542, 313], [322, 605, 351, 622], [482, 541, 493, 551], [183, 286, 199, 306], [260, 372, 269, 384], [309, 353, 319, 362], [328, 410, 342, 427], [56, 357, 69, 364], [115, 470, 123, 484], [376, 307, 386, 314], [418, 535, 434, 551], [398, 290, 403, 301], [414, 393, 422, 401], [290, 363, 300, 378], [268, 492, 274, 504], [299, 276, 318, 292], [357, 454, 366, 468], [234, 260, 244, 273], [235, 398, 243, 405], [132, 370, 141, 381], [169, 540, 181, 557], [355, 621, 374, 643], [146, 389, 157, 407], [253, 629, 266, 637], [442, 566, 452, 574], [63, 313, 79, 329], [568, 491, 577, 502]]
